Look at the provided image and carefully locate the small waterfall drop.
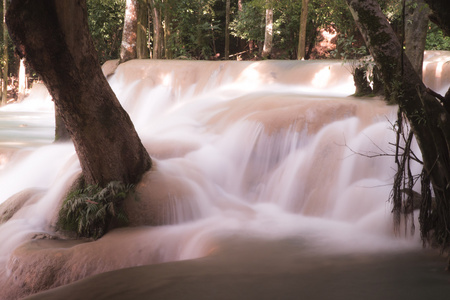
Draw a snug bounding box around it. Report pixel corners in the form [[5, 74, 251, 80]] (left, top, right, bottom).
[[0, 53, 449, 298]]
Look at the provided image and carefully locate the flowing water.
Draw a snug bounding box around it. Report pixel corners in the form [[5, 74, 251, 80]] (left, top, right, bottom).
[[1, 53, 450, 299]]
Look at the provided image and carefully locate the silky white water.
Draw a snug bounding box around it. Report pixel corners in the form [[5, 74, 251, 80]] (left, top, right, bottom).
[[0, 53, 449, 299]]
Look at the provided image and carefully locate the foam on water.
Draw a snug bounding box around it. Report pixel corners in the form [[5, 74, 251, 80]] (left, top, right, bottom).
[[1, 54, 447, 296]]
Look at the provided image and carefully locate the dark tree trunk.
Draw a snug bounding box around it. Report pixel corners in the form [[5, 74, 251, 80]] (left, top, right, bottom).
[[6, 0, 152, 187], [346, 0, 450, 248], [405, 0, 430, 78], [2, 0, 8, 106], [54, 109, 71, 142], [424, 0, 450, 36], [164, 0, 173, 59], [120, 0, 138, 63], [224, 0, 230, 60], [136, 0, 149, 59]]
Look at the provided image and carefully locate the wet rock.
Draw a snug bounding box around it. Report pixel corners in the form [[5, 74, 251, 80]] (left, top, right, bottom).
[[0, 189, 45, 224]]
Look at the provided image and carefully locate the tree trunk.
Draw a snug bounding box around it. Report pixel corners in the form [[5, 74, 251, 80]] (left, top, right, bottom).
[[120, 0, 138, 63], [136, 0, 149, 59], [54, 108, 71, 142], [149, 0, 162, 59], [147, 1, 152, 59], [6, 0, 152, 187], [424, 0, 450, 36], [345, 0, 450, 248], [17, 58, 25, 101], [163, 0, 173, 59], [237, 0, 247, 53], [224, 0, 230, 60], [297, 0, 309, 60], [353, 67, 372, 96], [262, 4, 273, 58], [2, 0, 8, 105], [405, 0, 430, 78]]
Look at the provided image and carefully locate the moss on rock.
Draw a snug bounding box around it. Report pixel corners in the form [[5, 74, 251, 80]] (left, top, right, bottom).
[[57, 181, 133, 239]]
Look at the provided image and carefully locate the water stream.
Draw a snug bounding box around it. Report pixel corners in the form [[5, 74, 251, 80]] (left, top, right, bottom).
[[1, 53, 450, 299]]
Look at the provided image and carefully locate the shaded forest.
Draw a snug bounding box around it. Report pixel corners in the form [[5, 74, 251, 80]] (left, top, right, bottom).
[[79, 0, 450, 63], [1, 0, 450, 95]]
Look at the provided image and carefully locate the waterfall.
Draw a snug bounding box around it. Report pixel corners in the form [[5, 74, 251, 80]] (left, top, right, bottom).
[[0, 52, 448, 298]]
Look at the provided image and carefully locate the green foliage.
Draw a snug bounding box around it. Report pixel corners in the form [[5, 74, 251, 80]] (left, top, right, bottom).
[[379, 0, 403, 22], [310, 0, 353, 31], [332, 34, 368, 60], [426, 22, 450, 50], [0, 4, 19, 78], [332, 34, 371, 76], [331, 34, 374, 96], [270, 0, 302, 58], [57, 181, 133, 239], [169, 0, 220, 59], [87, 0, 125, 64], [230, 0, 353, 59], [81, 0, 357, 60], [230, 2, 265, 42]]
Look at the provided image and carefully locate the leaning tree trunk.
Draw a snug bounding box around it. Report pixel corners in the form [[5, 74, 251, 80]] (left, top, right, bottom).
[[345, 0, 450, 248], [54, 110, 71, 142], [6, 0, 152, 187], [120, 0, 138, 63], [2, 0, 8, 106]]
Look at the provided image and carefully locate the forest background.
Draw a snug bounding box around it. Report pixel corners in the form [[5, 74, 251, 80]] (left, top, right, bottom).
[[0, 0, 449, 93]]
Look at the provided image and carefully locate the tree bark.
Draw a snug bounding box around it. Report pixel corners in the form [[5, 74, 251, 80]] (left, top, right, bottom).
[[136, 0, 149, 59], [353, 67, 372, 96], [54, 110, 71, 142], [6, 0, 152, 187], [17, 58, 25, 101], [405, 0, 430, 78], [424, 0, 450, 36], [297, 0, 309, 60], [345, 0, 450, 247], [262, 3, 273, 58], [120, 0, 138, 63], [149, 0, 162, 59], [2, 0, 8, 105], [224, 0, 230, 60], [163, 0, 173, 59]]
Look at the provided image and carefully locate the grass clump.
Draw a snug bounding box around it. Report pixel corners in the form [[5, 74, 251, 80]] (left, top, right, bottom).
[[57, 181, 133, 239]]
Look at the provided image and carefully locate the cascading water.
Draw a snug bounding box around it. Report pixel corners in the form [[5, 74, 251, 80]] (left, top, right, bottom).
[[0, 53, 449, 299]]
